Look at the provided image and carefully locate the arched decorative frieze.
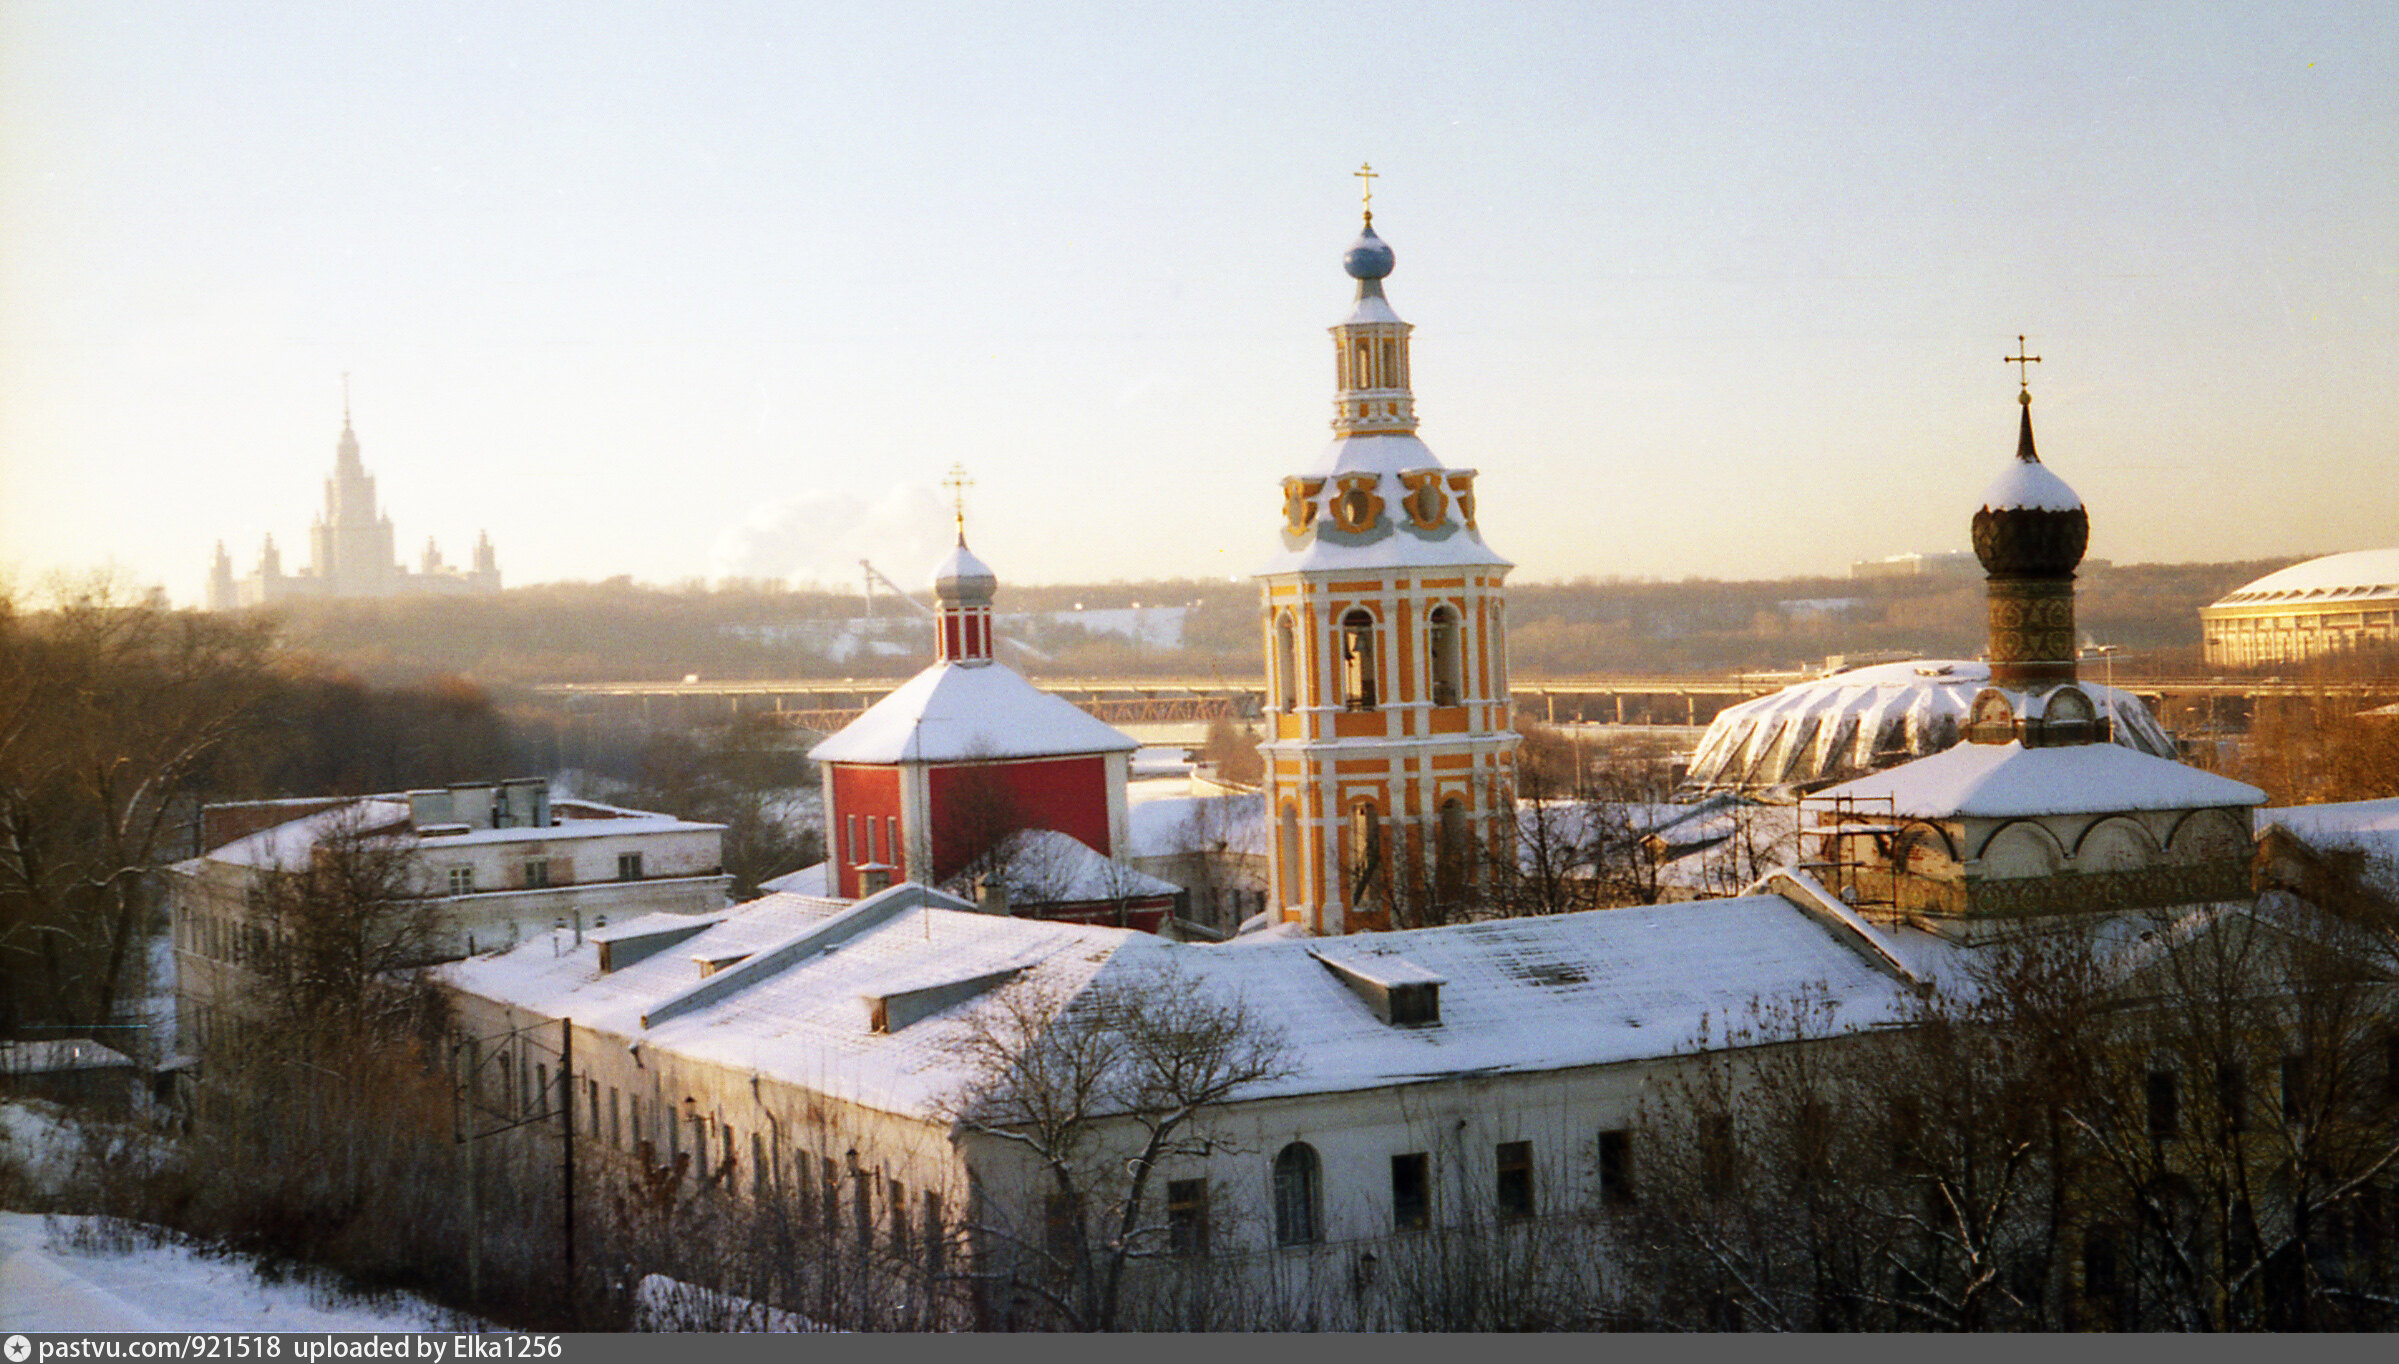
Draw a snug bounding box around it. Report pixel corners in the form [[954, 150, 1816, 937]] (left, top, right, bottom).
[[2163, 807, 2250, 865], [1975, 819, 2068, 878], [2071, 816, 2160, 874], [1893, 820, 1961, 873]]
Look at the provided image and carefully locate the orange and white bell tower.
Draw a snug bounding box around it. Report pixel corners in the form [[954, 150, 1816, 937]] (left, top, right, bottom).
[[1258, 192, 1517, 935]]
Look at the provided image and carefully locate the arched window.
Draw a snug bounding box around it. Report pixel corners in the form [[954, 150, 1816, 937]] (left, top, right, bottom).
[[1350, 801, 1384, 907], [1429, 606, 1463, 705], [1278, 803, 1302, 906], [1275, 613, 1298, 712], [1353, 339, 1372, 389], [1273, 1142, 1322, 1245], [1437, 797, 1472, 902], [1340, 610, 1377, 709]]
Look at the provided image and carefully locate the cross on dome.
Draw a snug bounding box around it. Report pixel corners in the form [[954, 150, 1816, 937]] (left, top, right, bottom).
[[941, 463, 974, 544], [2005, 335, 2041, 404], [1354, 161, 1378, 223]]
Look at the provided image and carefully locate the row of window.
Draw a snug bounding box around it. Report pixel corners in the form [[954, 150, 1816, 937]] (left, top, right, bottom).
[[1264, 1134, 1635, 1249], [840, 815, 903, 870], [2142, 1046, 2399, 1141], [1273, 605, 1477, 713], [445, 851, 646, 897]]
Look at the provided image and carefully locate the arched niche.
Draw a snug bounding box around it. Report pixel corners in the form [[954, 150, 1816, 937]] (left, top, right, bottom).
[[2073, 816, 2162, 874], [1976, 819, 2068, 878]]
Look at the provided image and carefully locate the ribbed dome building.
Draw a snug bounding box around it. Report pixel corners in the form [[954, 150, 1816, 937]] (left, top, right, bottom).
[[1684, 659, 2176, 793], [2200, 549, 2399, 667]]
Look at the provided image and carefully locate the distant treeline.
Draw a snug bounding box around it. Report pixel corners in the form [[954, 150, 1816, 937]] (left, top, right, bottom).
[[223, 559, 2307, 689]]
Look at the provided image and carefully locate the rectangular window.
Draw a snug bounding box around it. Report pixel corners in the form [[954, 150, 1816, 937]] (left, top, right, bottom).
[[523, 858, 552, 889], [1044, 1193, 1078, 1265], [616, 851, 644, 882], [2215, 1064, 2246, 1134], [923, 1191, 944, 1275], [1390, 1153, 1430, 1231], [2282, 1054, 2310, 1123], [609, 1088, 622, 1148], [1598, 1130, 1635, 1205], [890, 1181, 910, 1254], [534, 1063, 549, 1117], [886, 816, 899, 868], [447, 866, 475, 895], [845, 815, 858, 865], [2146, 1070, 2180, 1142], [821, 1156, 841, 1230], [1495, 1140, 1534, 1220], [1701, 1114, 1738, 1197], [1166, 1178, 1210, 1255]]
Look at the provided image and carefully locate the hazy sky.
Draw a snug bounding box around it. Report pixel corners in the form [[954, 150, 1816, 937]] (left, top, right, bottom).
[[3, 3, 2393, 606]]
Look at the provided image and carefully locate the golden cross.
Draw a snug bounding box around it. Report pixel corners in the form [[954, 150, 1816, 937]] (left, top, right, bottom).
[[1355, 162, 1378, 214], [941, 463, 974, 541], [2005, 335, 2041, 392]]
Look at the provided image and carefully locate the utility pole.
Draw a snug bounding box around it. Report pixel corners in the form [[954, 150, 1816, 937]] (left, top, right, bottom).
[[560, 1017, 577, 1328]]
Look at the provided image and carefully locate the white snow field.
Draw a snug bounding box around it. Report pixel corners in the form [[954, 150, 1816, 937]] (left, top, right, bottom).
[[0, 1213, 474, 1332]]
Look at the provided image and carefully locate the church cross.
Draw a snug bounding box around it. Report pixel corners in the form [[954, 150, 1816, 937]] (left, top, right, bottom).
[[2005, 336, 2041, 393], [941, 463, 974, 542], [1354, 162, 1378, 214]]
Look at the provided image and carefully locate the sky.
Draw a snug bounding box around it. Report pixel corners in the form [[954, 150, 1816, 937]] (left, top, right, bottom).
[[2, 3, 2393, 607]]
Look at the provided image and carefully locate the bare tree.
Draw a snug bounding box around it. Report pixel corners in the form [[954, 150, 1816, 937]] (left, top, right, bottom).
[[247, 809, 449, 1042], [0, 579, 275, 1033], [940, 962, 1293, 1331]]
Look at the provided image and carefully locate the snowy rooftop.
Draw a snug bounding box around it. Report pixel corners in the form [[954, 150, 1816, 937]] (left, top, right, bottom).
[[1124, 791, 1267, 861], [1979, 457, 2082, 513], [1685, 660, 2176, 792], [2257, 796, 2399, 862], [442, 883, 1930, 1117], [972, 829, 1182, 902], [2209, 548, 2399, 606], [1816, 740, 2265, 819], [196, 796, 722, 870], [807, 659, 1139, 764]]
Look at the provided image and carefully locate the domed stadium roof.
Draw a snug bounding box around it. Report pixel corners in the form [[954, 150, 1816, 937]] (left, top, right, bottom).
[[2207, 549, 2399, 608], [1683, 660, 2177, 794]]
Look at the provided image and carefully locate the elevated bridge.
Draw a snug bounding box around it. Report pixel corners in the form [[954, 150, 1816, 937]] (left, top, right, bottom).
[[529, 673, 2398, 739]]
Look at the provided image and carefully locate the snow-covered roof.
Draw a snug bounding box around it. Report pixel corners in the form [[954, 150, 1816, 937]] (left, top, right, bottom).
[[807, 659, 1139, 764], [758, 863, 830, 896], [2257, 796, 2399, 862], [971, 829, 1181, 902], [1123, 791, 1266, 861], [1685, 660, 2176, 792], [202, 799, 412, 869], [442, 883, 1930, 1117], [0, 1040, 135, 1074], [1816, 740, 2265, 819], [1979, 457, 2082, 513], [2208, 549, 2399, 607], [198, 796, 722, 870]]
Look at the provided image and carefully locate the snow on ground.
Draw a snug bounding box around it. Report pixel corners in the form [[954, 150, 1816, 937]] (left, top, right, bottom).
[[0, 1213, 476, 1333], [631, 1274, 837, 1332]]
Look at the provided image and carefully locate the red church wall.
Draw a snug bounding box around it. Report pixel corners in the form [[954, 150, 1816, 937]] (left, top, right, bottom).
[[927, 755, 1111, 884], [828, 764, 903, 899]]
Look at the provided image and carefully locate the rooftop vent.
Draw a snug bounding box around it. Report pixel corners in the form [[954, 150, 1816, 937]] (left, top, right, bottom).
[[1312, 951, 1444, 1027]]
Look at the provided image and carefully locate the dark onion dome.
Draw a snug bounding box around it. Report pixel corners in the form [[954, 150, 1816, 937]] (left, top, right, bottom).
[[1343, 220, 1395, 280], [1970, 394, 2088, 578]]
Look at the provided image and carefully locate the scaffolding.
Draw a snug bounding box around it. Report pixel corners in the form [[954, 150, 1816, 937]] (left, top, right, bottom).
[[1796, 791, 1900, 915]]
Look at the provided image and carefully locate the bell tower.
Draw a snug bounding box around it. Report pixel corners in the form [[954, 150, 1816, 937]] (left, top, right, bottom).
[[1257, 189, 1518, 935]]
